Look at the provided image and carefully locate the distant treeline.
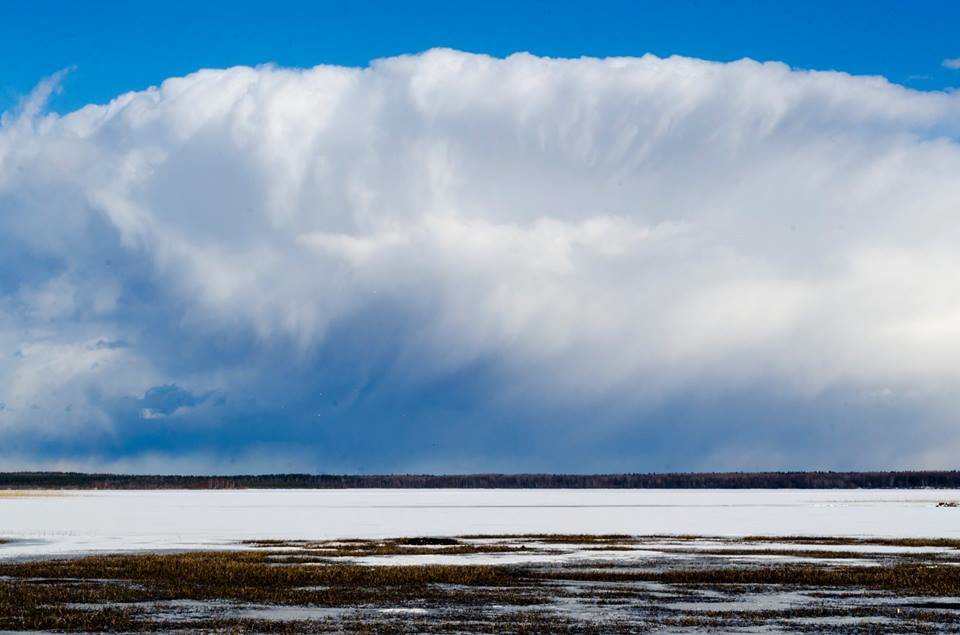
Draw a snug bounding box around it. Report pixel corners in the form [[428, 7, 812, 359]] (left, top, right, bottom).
[[2, 471, 960, 490]]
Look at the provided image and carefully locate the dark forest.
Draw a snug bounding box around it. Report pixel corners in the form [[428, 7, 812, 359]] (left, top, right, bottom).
[[3, 471, 960, 489]]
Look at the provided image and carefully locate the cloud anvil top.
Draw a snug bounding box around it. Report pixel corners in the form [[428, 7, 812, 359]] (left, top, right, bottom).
[[2, 50, 960, 472]]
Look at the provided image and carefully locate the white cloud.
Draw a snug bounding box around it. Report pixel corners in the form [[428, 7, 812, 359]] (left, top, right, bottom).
[[2, 50, 960, 465], [944, 58, 960, 70]]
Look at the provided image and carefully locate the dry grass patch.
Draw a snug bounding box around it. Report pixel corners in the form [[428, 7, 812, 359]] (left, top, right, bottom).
[[244, 537, 533, 559], [0, 551, 552, 632], [544, 562, 960, 596], [0, 490, 64, 498], [739, 536, 960, 550], [462, 534, 635, 544]]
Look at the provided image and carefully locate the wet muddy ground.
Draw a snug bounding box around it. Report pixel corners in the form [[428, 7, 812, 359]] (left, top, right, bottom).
[[3, 534, 960, 633]]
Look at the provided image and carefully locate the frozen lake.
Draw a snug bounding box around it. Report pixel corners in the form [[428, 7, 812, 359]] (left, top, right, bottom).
[[2, 488, 959, 559]]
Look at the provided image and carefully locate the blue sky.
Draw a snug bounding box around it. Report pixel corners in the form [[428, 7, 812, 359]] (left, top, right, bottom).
[[3, 0, 960, 114], [1, 2, 960, 473]]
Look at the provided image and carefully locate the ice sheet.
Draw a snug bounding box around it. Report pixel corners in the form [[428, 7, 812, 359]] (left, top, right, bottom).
[[1, 488, 958, 560]]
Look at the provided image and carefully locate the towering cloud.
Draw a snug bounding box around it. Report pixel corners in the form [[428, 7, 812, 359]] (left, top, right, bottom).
[[1, 50, 959, 471]]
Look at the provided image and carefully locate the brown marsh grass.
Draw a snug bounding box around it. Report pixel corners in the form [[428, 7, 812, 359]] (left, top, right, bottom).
[[4, 535, 960, 632], [0, 490, 65, 498]]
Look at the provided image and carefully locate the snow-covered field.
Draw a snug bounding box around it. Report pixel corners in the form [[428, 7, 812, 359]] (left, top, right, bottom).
[[1, 488, 958, 560]]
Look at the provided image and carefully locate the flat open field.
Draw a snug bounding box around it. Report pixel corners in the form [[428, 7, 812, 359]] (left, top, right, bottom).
[[3, 488, 960, 558], [3, 490, 960, 632]]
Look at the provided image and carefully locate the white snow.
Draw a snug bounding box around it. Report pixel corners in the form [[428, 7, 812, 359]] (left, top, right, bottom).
[[1, 488, 958, 560]]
